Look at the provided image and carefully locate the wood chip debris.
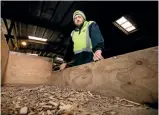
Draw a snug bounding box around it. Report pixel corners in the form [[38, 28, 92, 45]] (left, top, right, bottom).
[[1, 85, 151, 115]]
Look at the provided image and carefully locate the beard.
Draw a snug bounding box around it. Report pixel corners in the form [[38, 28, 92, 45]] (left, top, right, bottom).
[[75, 21, 84, 28]]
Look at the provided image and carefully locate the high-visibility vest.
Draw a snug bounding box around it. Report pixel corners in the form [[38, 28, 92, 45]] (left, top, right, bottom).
[[71, 21, 95, 54]]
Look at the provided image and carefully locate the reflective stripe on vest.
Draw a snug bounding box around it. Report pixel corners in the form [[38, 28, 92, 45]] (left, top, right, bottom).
[[71, 21, 95, 54]]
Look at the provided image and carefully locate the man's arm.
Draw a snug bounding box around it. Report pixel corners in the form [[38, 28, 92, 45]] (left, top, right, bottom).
[[89, 22, 105, 61]]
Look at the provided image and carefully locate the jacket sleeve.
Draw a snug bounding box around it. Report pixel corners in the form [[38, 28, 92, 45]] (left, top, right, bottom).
[[89, 22, 105, 53]]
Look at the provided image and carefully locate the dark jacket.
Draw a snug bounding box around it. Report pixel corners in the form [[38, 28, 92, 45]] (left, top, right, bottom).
[[64, 22, 105, 66]]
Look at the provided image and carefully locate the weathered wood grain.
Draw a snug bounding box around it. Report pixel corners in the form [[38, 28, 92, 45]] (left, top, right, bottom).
[[4, 52, 52, 85], [1, 30, 10, 84], [48, 46, 158, 104], [2, 45, 158, 104]]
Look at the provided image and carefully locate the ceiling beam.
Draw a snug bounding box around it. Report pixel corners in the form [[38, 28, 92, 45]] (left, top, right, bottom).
[[39, 52, 42, 56], [3, 18, 14, 35], [52, 32, 62, 43], [3, 18, 15, 47], [13, 22, 20, 50], [58, 2, 75, 25], [39, 1, 45, 20], [43, 52, 47, 56], [2, 14, 68, 35], [42, 29, 47, 38], [33, 1, 45, 37], [49, 1, 61, 23], [20, 47, 64, 56]]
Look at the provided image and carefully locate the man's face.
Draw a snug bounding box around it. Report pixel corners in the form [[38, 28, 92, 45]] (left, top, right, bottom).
[[74, 15, 84, 27]]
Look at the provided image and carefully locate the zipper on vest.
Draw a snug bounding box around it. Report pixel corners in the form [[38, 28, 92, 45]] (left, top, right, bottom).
[[79, 29, 81, 34]]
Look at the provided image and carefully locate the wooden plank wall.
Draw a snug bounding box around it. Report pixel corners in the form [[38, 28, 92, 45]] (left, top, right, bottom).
[[4, 52, 52, 85], [3, 46, 158, 104], [1, 29, 10, 84]]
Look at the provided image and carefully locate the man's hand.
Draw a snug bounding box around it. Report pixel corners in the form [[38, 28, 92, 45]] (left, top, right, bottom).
[[93, 50, 104, 61], [60, 63, 67, 70]]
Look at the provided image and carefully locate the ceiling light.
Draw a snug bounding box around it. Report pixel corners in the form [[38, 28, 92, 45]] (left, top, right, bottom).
[[56, 57, 64, 62], [126, 26, 136, 32], [114, 16, 137, 34], [28, 36, 47, 42], [21, 41, 27, 46], [121, 21, 132, 29], [116, 17, 127, 25], [27, 53, 38, 56]]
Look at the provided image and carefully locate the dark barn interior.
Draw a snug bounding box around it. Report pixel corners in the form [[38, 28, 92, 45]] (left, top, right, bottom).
[[1, 1, 158, 65], [1, 1, 158, 114]]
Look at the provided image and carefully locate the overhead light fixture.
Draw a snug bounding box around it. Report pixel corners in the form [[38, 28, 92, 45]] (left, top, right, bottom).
[[28, 36, 47, 42], [56, 57, 64, 62], [126, 26, 136, 32], [21, 41, 27, 46], [27, 53, 38, 56], [113, 16, 137, 34], [121, 21, 132, 29], [116, 17, 127, 25]]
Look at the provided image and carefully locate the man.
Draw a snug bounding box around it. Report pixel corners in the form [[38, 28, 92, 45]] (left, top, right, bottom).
[[60, 10, 105, 70]]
